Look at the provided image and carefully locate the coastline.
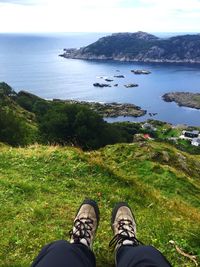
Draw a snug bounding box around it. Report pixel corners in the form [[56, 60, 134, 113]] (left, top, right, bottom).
[[52, 99, 147, 117], [60, 53, 200, 64]]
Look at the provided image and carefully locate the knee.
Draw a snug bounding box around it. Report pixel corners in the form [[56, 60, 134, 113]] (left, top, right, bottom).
[[49, 240, 70, 249], [140, 245, 163, 255]]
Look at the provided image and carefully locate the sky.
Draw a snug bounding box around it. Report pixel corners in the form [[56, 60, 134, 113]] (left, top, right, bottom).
[[0, 0, 200, 33]]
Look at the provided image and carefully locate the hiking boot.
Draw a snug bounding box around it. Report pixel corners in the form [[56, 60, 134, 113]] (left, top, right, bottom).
[[69, 199, 100, 249], [109, 202, 141, 251]]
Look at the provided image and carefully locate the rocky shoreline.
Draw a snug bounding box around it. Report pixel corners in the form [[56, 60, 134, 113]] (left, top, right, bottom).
[[163, 92, 200, 109], [53, 99, 146, 117], [60, 50, 200, 64]]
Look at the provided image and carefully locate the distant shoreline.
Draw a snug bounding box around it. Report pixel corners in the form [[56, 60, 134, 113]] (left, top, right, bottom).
[[60, 31, 200, 64]]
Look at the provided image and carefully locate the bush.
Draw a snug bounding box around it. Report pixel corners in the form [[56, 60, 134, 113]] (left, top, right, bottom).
[[38, 103, 131, 149], [0, 108, 32, 146]]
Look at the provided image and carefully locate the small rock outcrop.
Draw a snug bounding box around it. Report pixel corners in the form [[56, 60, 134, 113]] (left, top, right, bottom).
[[163, 92, 200, 109]]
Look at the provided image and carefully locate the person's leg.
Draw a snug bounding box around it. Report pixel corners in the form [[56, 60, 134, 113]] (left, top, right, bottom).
[[31, 199, 100, 267], [31, 240, 95, 267], [116, 245, 172, 267], [109, 202, 172, 267]]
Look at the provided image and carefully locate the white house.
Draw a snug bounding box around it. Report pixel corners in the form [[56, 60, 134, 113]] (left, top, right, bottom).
[[142, 123, 157, 131], [191, 138, 200, 147], [180, 130, 200, 140]]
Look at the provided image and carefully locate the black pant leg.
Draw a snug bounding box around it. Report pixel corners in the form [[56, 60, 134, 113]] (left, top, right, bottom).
[[116, 245, 172, 267], [31, 240, 96, 267]]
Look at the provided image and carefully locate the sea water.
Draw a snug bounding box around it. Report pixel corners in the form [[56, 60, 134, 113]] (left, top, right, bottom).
[[0, 32, 200, 126]]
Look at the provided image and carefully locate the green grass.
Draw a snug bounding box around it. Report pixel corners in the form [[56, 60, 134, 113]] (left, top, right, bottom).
[[0, 142, 200, 267], [155, 125, 181, 139], [193, 95, 200, 104]]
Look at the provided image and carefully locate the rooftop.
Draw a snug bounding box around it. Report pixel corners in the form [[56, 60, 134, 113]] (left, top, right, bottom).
[[192, 138, 200, 144]]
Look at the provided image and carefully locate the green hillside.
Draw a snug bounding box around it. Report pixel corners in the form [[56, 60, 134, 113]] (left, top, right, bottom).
[[0, 83, 38, 146], [0, 141, 199, 267], [0, 82, 136, 149], [0, 83, 37, 126]]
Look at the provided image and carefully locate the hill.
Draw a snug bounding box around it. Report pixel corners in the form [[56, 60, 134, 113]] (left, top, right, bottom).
[[0, 141, 199, 267], [60, 31, 200, 63], [0, 82, 139, 149]]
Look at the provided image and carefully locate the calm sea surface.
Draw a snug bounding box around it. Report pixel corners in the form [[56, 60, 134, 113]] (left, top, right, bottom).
[[0, 33, 200, 126]]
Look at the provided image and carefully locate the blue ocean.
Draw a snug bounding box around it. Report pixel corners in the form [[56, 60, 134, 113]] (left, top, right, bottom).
[[0, 32, 200, 126]]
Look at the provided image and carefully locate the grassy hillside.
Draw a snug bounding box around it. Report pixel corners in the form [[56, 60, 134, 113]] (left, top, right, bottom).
[[0, 141, 200, 267]]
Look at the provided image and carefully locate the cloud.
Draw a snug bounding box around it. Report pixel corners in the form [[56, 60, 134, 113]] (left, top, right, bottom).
[[139, 0, 200, 12], [0, 0, 24, 3], [0, 0, 38, 5], [0, 0, 200, 32]]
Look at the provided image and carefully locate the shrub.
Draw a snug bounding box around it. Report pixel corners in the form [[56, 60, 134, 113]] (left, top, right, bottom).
[[38, 103, 130, 149], [0, 108, 31, 146]]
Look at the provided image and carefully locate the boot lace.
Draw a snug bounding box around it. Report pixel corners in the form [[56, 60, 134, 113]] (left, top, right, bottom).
[[69, 217, 93, 246], [109, 219, 142, 250]]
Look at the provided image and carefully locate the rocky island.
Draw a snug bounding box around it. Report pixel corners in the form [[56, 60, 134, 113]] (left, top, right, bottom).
[[163, 92, 200, 109], [60, 31, 200, 63], [53, 99, 146, 117]]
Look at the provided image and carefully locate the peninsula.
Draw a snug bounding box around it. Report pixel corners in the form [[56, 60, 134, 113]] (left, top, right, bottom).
[[60, 31, 200, 63], [163, 92, 200, 109], [53, 99, 146, 117]]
